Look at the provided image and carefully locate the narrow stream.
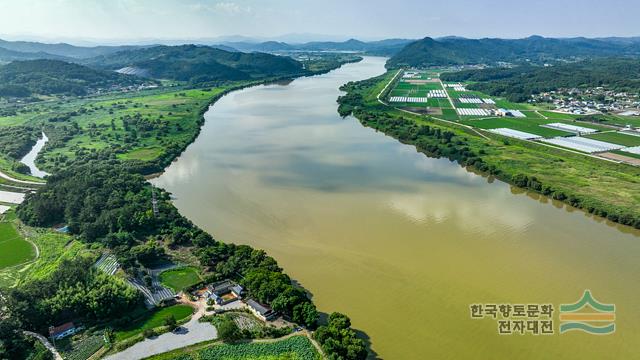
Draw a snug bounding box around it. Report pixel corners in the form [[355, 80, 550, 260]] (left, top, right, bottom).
[[20, 132, 50, 178]]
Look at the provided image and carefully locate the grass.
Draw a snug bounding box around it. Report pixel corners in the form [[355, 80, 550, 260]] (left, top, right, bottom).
[[159, 266, 202, 291], [0, 222, 88, 288], [460, 117, 573, 138], [584, 132, 640, 147], [144, 335, 321, 360], [0, 218, 35, 269], [538, 110, 582, 120], [114, 304, 194, 341]]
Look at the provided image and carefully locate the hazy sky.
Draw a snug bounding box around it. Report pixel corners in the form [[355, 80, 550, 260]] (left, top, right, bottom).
[[0, 0, 637, 44]]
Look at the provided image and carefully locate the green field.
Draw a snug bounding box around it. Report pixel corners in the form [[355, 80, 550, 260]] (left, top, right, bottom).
[[115, 304, 194, 341], [159, 266, 202, 291], [0, 223, 87, 288], [145, 335, 321, 360], [460, 117, 573, 138], [585, 132, 640, 147], [537, 110, 583, 120], [0, 213, 36, 270]]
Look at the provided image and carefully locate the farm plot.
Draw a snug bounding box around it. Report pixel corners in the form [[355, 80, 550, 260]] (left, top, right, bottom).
[[584, 132, 640, 147], [460, 117, 573, 138], [146, 335, 321, 360], [94, 254, 120, 275], [0, 190, 25, 204], [541, 136, 624, 153], [58, 333, 105, 360], [488, 128, 542, 140], [543, 122, 598, 134], [0, 219, 35, 270]]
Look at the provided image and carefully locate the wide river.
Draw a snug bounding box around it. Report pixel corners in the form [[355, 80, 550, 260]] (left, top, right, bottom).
[[153, 57, 640, 359]]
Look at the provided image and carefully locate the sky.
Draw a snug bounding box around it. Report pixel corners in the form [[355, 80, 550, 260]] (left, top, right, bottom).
[[0, 0, 637, 44]]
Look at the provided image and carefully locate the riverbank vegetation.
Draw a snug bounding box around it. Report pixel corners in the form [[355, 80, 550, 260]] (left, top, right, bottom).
[[338, 72, 640, 229]]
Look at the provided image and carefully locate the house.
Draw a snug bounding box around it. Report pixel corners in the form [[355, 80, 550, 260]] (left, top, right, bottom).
[[49, 322, 77, 340], [205, 280, 244, 305], [246, 299, 278, 321]]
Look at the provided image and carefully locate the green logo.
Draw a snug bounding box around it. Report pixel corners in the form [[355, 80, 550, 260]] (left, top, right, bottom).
[[559, 290, 615, 335]]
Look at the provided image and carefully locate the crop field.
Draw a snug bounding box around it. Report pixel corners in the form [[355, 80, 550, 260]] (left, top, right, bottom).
[[584, 132, 640, 147], [146, 335, 321, 360], [0, 225, 86, 288], [159, 266, 202, 291], [115, 304, 194, 341], [0, 213, 35, 270], [461, 117, 574, 138], [58, 333, 105, 360]]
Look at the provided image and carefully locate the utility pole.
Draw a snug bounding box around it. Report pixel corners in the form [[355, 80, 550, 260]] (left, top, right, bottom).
[[151, 187, 159, 217]]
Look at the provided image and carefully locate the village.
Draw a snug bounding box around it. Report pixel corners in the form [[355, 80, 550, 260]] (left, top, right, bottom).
[[530, 86, 640, 116]]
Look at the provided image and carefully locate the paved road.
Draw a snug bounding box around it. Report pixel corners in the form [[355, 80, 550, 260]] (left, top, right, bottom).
[[0, 169, 44, 185], [106, 302, 217, 360], [23, 331, 63, 360]]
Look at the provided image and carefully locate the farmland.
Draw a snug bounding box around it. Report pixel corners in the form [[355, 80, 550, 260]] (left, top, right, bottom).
[[145, 335, 321, 360], [159, 266, 202, 292], [585, 131, 640, 147], [0, 217, 87, 288], [461, 117, 573, 138], [0, 211, 35, 269], [114, 304, 194, 341], [383, 69, 640, 165]]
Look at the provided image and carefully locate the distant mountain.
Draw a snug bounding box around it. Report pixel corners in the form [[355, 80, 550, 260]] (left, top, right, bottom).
[[217, 38, 414, 55], [223, 41, 294, 52], [83, 45, 305, 82], [0, 38, 148, 59], [387, 36, 640, 68], [0, 59, 145, 97], [0, 47, 69, 62]]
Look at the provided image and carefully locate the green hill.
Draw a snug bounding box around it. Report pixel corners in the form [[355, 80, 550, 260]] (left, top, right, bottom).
[[0, 59, 145, 98], [387, 36, 640, 68], [84, 45, 305, 82]]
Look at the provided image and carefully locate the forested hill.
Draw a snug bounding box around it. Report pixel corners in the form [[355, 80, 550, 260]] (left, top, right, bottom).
[[0, 38, 146, 58], [0, 59, 146, 98], [440, 58, 640, 102], [83, 45, 306, 82], [387, 36, 640, 68]]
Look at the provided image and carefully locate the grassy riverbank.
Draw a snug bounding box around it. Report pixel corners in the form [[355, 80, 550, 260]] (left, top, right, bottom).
[[338, 71, 640, 229]]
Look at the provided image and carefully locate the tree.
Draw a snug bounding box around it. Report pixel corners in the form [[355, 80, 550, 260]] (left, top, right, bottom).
[[163, 315, 177, 331], [292, 301, 318, 328], [217, 317, 241, 343], [314, 313, 367, 360]]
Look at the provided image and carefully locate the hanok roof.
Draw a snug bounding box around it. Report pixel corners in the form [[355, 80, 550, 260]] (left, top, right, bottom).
[[246, 299, 273, 315], [50, 322, 75, 336]]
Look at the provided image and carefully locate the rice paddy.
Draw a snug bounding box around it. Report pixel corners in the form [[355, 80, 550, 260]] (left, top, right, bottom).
[[0, 211, 36, 270]]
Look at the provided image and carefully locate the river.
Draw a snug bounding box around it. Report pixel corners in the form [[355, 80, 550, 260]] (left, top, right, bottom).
[[20, 132, 49, 178], [152, 57, 640, 359]]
